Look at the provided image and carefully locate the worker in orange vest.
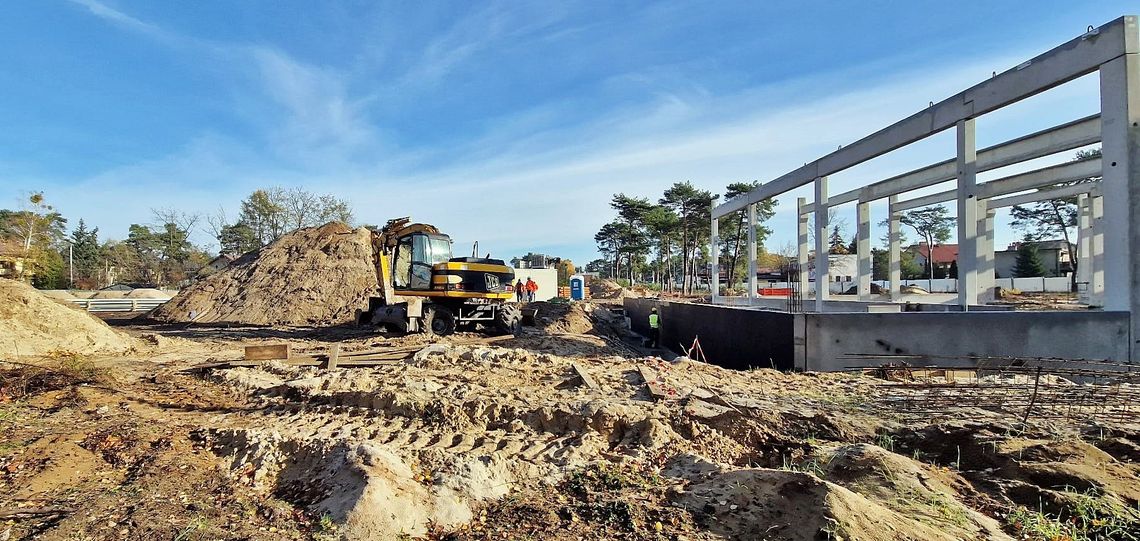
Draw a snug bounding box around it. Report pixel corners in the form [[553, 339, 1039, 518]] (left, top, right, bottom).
[[525, 277, 537, 302]]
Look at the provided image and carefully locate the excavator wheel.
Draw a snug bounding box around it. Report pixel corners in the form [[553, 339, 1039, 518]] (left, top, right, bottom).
[[495, 303, 523, 335], [423, 304, 457, 336]]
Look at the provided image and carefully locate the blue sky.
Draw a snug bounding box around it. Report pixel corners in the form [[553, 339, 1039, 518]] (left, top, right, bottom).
[[1, 1, 1134, 265]]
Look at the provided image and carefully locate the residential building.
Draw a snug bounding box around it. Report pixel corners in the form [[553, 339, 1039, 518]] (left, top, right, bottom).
[[910, 243, 958, 275], [995, 240, 1074, 278]]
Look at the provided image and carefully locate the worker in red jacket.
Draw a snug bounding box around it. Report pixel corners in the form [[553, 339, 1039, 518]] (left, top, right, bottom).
[[525, 277, 537, 302]]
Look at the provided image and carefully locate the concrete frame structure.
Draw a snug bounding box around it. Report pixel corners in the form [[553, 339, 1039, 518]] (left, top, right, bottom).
[[710, 16, 1140, 360]]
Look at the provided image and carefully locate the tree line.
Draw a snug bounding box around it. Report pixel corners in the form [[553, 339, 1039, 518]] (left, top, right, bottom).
[[0, 187, 353, 289], [589, 181, 778, 295]]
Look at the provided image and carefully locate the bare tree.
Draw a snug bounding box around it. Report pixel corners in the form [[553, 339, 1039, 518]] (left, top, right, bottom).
[[807, 208, 848, 246], [282, 187, 321, 230]]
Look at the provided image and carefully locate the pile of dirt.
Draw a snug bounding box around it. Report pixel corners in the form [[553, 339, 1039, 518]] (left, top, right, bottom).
[[530, 301, 599, 334], [39, 289, 76, 300], [588, 278, 644, 300], [125, 288, 171, 299], [0, 278, 137, 357], [901, 284, 929, 294], [151, 222, 380, 326]]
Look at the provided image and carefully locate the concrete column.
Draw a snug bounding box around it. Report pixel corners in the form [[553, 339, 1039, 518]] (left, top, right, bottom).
[[1091, 193, 1105, 308], [1099, 53, 1138, 360], [1098, 54, 1135, 359], [856, 199, 871, 301], [956, 118, 980, 309], [747, 202, 757, 304], [888, 196, 901, 301], [711, 202, 719, 304], [977, 200, 995, 302], [797, 197, 810, 300], [1077, 193, 1092, 304], [814, 176, 830, 312]]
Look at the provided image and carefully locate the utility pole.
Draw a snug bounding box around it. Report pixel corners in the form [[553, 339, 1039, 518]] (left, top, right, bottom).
[[68, 242, 74, 289]]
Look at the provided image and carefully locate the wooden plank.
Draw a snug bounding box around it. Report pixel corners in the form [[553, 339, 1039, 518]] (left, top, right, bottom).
[[638, 365, 669, 401], [325, 344, 340, 369], [571, 363, 599, 390], [244, 344, 290, 361]]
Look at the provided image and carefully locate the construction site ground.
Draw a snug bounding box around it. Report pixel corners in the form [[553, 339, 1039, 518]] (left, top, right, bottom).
[[3, 301, 1140, 540]]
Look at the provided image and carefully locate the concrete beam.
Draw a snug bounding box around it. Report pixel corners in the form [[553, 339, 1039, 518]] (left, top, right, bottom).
[[957, 119, 980, 308], [987, 181, 1101, 209], [1098, 46, 1140, 360], [893, 157, 1102, 212], [713, 15, 1132, 219], [828, 114, 1102, 207]]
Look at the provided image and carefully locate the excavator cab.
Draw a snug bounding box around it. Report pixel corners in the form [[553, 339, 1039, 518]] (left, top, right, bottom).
[[393, 232, 453, 290]]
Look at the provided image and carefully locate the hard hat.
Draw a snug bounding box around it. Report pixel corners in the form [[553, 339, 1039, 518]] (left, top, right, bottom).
[[651, 307, 657, 312]]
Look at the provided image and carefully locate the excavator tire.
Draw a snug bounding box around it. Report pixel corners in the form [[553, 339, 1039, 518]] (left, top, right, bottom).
[[495, 303, 522, 335], [423, 304, 457, 336]]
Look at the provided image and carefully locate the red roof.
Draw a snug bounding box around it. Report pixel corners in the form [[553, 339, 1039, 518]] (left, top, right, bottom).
[[914, 243, 958, 264]]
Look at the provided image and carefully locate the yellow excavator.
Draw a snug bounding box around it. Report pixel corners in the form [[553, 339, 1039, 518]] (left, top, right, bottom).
[[356, 217, 522, 335]]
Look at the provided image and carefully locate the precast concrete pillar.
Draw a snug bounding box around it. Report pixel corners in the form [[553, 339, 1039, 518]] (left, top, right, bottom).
[[956, 118, 980, 309], [856, 199, 872, 301], [797, 197, 810, 300], [1077, 193, 1092, 304], [1091, 193, 1106, 307], [747, 202, 757, 304], [977, 201, 995, 302], [888, 196, 901, 302], [1099, 51, 1138, 359], [711, 202, 720, 304], [814, 176, 830, 312]]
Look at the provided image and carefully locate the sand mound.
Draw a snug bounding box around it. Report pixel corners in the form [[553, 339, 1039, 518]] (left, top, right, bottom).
[[676, 468, 1003, 540], [125, 288, 171, 299], [588, 279, 631, 299], [39, 290, 76, 300], [0, 278, 137, 357], [91, 290, 128, 299], [151, 222, 380, 326]]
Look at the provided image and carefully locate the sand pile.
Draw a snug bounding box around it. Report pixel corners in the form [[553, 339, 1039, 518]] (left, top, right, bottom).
[[0, 278, 137, 357], [531, 301, 598, 334], [125, 288, 171, 299], [151, 222, 379, 326], [588, 279, 628, 299]]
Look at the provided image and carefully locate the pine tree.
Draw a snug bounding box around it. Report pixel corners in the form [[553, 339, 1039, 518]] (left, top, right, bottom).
[[827, 225, 849, 254], [1012, 239, 1048, 278]]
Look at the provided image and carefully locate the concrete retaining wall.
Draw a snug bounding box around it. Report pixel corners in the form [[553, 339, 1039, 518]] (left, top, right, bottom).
[[628, 298, 1132, 371], [625, 298, 795, 370], [803, 310, 1131, 370]]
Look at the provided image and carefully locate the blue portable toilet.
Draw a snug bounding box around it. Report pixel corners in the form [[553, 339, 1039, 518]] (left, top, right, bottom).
[[569, 275, 585, 300]]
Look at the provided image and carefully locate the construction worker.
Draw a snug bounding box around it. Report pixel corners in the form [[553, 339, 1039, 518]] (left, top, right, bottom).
[[525, 277, 537, 302], [515, 279, 525, 302], [647, 307, 660, 348]]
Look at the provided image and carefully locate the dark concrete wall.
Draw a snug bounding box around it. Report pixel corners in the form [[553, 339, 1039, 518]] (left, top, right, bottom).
[[805, 310, 1132, 370], [624, 298, 795, 370]]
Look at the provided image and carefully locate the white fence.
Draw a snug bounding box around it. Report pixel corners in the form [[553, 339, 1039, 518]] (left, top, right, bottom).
[[757, 277, 1073, 295], [67, 298, 169, 313]]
